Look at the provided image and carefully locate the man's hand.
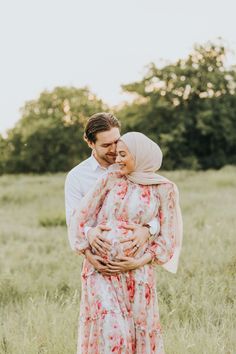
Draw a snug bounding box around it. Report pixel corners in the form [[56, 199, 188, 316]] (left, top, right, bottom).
[[106, 256, 140, 273], [87, 225, 112, 257], [84, 249, 113, 275], [106, 252, 153, 274], [120, 224, 150, 256]]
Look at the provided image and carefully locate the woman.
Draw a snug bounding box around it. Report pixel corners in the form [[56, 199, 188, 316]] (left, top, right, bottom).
[[69, 132, 183, 354]]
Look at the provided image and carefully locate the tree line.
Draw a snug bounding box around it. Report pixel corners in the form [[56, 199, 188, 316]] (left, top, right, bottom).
[[1, 40, 236, 173]]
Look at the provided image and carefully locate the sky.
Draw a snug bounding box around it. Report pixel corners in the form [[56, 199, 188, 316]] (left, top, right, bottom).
[[0, 0, 236, 135]]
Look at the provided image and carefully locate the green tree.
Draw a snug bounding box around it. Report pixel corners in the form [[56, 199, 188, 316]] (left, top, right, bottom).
[[1, 87, 106, 173], [119, 40, 236, 169]]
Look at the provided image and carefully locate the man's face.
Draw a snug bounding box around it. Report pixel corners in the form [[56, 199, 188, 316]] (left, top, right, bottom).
[[89, 127, 121, 167]]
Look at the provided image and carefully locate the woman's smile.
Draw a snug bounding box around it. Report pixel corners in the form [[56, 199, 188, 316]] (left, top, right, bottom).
[[115, 141, 135, 175]]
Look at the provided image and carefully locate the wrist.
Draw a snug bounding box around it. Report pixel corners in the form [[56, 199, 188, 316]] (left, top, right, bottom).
[[145, 251, 154, 264], [84, 248, 92, 258], [135, 258, 142, 268], [137, 252, 152, 267]]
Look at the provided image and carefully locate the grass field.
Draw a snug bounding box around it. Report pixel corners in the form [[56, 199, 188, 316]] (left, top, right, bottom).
[[0, 167, 235, 354]]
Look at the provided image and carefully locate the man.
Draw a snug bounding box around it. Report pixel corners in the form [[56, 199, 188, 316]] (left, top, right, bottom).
[[65, 112, 157, 275]]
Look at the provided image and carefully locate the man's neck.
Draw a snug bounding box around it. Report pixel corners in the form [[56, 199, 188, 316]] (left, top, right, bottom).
[[93, 152, 110, 169]]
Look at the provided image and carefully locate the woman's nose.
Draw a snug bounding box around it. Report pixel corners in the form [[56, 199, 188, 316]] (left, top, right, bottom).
[[115, 155, 120, 163]]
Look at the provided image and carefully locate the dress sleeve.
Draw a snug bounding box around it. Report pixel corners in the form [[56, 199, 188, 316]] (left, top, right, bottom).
[[68, 172, 119, 255], [146, 183, 176, 265]]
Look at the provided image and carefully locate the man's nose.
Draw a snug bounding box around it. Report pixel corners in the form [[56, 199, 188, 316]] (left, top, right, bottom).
[[109, 143, 117, 152]]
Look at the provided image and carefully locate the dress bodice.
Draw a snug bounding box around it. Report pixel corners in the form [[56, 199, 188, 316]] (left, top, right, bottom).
[[94, 178, 161, 260]]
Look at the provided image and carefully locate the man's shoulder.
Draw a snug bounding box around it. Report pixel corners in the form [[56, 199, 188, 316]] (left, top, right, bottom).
[[69, 157, 92, 173], [66, 157, 93, 182]]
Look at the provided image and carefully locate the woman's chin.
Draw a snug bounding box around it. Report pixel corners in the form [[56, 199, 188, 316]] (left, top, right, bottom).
[[119, 168, 128, 176]]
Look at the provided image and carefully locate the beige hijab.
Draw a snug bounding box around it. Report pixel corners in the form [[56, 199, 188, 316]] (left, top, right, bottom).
[[120, 132, 183, 274]]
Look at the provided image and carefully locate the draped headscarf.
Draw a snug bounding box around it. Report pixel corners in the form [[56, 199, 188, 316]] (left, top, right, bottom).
[[120, 132, 183, 274]]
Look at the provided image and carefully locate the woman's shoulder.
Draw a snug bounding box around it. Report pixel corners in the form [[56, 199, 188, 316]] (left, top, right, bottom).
[[107, 171, 123, 179], [154, 182, 175, 196], [100, 171, 125, 189], [157, 181, 174, 189]]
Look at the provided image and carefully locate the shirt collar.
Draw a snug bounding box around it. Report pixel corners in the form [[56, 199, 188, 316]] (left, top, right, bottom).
[[89, 153, 107, 171], [89, 153, 120, 172]]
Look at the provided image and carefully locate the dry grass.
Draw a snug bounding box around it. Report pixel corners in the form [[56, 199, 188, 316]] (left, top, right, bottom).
[[0, 167, 235, 353]]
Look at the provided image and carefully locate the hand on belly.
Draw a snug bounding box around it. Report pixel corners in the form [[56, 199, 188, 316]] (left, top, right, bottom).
[[102, 228, 133, 260]]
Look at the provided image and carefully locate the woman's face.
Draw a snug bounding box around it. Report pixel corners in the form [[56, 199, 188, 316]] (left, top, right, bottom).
[[115, 140, 135, 175]]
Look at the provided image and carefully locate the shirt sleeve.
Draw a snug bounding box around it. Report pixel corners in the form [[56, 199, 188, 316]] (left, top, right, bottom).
[[146, 183, 176, 265], [65, 170, 83, 227], [68, 172, 119, 255]]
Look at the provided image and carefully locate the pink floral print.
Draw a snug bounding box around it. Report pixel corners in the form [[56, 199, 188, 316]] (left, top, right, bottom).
[[69, 172, 176, 353]]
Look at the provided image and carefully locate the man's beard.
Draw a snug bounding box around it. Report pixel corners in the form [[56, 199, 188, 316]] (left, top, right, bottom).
[[93, 149, 117, 166], [103, 153, 116, 165]]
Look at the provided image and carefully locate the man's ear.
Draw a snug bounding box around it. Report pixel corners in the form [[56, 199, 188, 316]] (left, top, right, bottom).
[[83, 133, 94, 149], [83, 133, 88, 143]]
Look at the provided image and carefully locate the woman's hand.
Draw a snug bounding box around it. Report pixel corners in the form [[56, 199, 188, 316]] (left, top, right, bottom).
[[87, 225, 112, 257], [120, 224, 150, 256]]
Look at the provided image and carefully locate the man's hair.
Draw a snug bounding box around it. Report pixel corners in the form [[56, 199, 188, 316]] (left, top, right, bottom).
[[84, 112, 121, 143]]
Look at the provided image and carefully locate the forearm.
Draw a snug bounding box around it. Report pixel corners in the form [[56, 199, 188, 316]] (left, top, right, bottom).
[[84, 248, 100, 267], [136, 252, 153, 268], [148, 237, 174, 265], [67, 209, 90, 254]]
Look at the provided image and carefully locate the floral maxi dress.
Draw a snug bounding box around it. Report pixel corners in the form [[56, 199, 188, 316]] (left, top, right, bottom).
[[70, 172, 176, 354]]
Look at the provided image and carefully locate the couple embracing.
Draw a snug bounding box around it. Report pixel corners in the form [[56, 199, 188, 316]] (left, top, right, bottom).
[[65, 112, 183, 354]]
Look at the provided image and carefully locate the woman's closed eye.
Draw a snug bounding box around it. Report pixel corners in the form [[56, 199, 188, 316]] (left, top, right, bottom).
[[119, 152, 126, 157]]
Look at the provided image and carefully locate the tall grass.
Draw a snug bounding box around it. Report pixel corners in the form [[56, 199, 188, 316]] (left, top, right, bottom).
[[0, 168, 235, 353]]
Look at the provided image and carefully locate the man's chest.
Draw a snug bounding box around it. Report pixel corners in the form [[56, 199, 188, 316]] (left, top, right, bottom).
[[80, 170, 107, 197]]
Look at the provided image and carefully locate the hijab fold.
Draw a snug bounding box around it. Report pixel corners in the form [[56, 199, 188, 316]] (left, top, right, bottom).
[[121, 132, 183, 274]]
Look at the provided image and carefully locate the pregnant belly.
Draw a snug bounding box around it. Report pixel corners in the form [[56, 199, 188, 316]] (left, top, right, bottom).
[[102, 226, 145, 260]]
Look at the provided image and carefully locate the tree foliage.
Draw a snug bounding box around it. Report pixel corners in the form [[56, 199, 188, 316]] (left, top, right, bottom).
[[1, 87, 105, 173], [1, 41, 236, 173], [119, 40, 236, 169]]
